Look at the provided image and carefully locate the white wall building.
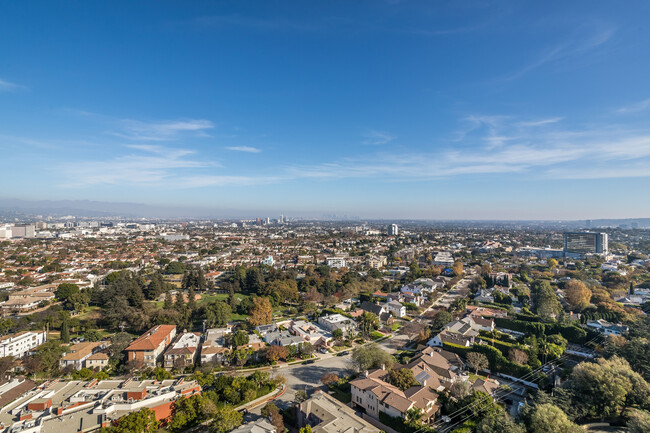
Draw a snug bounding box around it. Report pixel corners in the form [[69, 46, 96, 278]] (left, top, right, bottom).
[[0, 331, 47, 358]]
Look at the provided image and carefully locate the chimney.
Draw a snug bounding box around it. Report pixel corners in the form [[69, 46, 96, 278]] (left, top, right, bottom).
[[364, 370, 369, 377], [381, 364, 385, 371]]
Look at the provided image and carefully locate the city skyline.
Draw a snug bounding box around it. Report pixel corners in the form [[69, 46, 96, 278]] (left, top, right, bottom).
[[2, 1, 650, 219]]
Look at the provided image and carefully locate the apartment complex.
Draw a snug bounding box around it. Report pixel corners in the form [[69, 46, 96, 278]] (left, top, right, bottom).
[[564, 232, 608, 256], [125, 325, 177, 368], [0, 330, 47, 358]]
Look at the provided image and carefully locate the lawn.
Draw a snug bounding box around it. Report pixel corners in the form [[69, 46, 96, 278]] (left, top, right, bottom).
[[76, 306, 102, 320], [197, 293, 249, 305]]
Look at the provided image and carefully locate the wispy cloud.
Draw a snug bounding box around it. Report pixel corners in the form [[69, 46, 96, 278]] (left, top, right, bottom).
[[503, 24, 615, 81], [516, 117, 563, 127], [226, 146, 262, 153], [616, 98, 650, 114], [194, 14, 321, 32], [362, 130, 395, 145], [0, 78, 22, 92], [60, 144, 215, 187], [56, 113, 650, 189], [284, 117, 650, 182], [111, 119, 214, 141]]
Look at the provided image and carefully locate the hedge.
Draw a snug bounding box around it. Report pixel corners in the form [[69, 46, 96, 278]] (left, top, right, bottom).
[[494, 318, 587, 344], [442, 342, 532, 378], [378, 412, 436, 433]]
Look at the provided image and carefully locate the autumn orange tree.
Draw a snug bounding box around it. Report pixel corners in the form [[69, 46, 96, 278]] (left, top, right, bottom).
[[248, 296, 273, 326], [564, 279, 592, 311], [265, 345, 289, 362]]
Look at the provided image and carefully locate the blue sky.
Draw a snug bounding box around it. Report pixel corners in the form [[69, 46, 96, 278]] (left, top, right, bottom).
[[2, 1, 650, 219]]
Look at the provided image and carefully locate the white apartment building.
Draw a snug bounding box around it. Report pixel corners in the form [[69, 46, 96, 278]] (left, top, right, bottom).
[[326, 256, 347, 268], [0, 331, 47, 358]]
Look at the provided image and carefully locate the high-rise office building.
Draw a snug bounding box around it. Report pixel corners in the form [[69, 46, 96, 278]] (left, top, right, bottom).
[[564, 232, 608, 256], [388, 224, 399, 236]]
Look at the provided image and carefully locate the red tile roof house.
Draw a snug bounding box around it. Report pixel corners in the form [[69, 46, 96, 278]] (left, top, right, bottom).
[[125, 325, 177, 368]]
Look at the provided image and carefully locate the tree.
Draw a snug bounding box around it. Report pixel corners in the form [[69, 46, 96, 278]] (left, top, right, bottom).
[[299, 342, 315, 358], [209, 405, 243, 433], [507, 348, 529, 365], [175, 290, 186, 311], [566, 356, 650, 418], [265, 345, 289, 362], [263, 403, 284, 433], [0, 356, 15, 378], [320, 279, 336, 298], [387, 368, 418, 391], [360, 312, 379, 336], [432, 311, 453, 330], [321, 373, 339, 386], [476, 411, 525, 433], [526, 404, 583, 433], [205, 301, 231, 328], [261, 402, 284, 432], [109, 332, 133, 367], [533, 280, 560, 321], [295, 390, 309, 403], [564, 279, 592, 311], [548, 259, 558, 269], [332, 329, 344, 340], [144, 272, 166, 300], [229, 330, 249, 348], [245, 267, 265, 294], [169, 394, 204, 432], [450, 380, 472, 400], [165, 261, 187, 275], [351, 344, 394, 371], [56, 283, 84, 310], [249, 297, 273, 326], [452, 260, 463, 277], [627, 409, 650, 433], [466, 352, 489, 375], [105, 408, 159, 433], [187, 287, 197, 312], [164, 290, 174, 309], [60, 316, 70, 343], [405, 407, 423, 426]]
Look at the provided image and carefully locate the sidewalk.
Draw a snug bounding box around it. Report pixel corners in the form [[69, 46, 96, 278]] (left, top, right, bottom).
[[235, 385, 286, 412]]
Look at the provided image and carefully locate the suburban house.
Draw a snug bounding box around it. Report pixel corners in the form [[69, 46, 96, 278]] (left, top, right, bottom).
[[298, 391, 380, 433], [585, 319, 629, 336], [289, 320, 333, 347], [384, 300, 406, 318], [387, 292, 424, 307], [200, 328, 232, 365], [350, 367, 440, 423], [163, 332, 200, 369], [264, 330, 304, 347], [318, 314, 357, 334], [427, 330, 475, 348], [59, 341, 109, 370], [85, 352, 110, 369], [0, 330, 47, 358], [125, 325, 177, 368], [404, 347, 466, 389]]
